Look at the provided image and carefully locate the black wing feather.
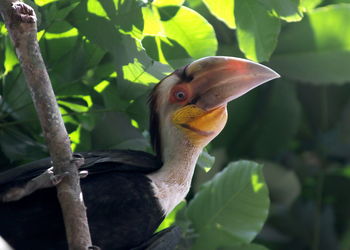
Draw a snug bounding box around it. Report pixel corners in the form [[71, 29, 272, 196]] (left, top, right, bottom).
[[0, 149, 161, 188]]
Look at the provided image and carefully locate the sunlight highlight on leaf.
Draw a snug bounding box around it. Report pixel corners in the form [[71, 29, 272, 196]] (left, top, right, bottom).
[[157, 201, 186, 232], [131, 119, 139, 129], [45, 28, 78, 39], [34, 0, 58, 7], [4, 39, 18, 74], [142, 6, 165, 36], [0, 24, 7, 35], [251, 173, 264, 192], [203, 0, 236, 29], [160, 6, 217, 59], [87, 0, 108, 18], [94, 80, 110, 93], [153, 0, 185, 7], [122, 58, 159, 84], [69, 125, 82, 152]]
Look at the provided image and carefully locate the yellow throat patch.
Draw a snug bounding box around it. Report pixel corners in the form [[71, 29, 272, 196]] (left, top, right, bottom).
[[172, 105, 227, 145]]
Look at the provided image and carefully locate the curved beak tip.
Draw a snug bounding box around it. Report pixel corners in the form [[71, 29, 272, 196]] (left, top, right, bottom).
[[188, 56, 281, 110]]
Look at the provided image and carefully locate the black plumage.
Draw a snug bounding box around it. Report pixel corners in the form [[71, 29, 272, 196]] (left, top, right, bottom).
[[0, 150, 165, 250]]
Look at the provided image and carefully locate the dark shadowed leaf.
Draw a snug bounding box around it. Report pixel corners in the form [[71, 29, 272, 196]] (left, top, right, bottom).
[[253, 80, 302, 158], [221, 243, 269, 250]]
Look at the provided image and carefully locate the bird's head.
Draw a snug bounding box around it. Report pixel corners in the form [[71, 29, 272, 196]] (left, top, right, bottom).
[[149, 56, 279, 161]]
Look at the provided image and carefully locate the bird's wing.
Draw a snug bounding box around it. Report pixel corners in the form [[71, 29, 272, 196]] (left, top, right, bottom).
[[0, 149, 161, 188]]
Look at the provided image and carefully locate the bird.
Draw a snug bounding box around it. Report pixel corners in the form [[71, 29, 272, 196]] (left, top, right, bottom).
[[0, 56, 279, 250]]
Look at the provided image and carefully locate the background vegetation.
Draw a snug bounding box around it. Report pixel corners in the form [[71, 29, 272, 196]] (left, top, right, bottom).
[[1, 0, 350, 249]]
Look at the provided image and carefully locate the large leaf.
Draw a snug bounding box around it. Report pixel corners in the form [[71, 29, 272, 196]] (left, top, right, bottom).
[[186, 161, 269, 249], [270, 4, 350, 84], [203, 0, 236, 29], [159, 6, 217, 59], [235, 0, 281, 62]]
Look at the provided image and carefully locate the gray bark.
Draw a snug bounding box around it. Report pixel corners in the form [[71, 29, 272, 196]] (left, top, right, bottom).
[[0, 1, 93, 249]]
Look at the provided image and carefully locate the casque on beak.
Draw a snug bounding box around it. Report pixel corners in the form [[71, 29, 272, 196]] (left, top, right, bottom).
[[185, 56, 280, 110], [171, 56, 280, 145]]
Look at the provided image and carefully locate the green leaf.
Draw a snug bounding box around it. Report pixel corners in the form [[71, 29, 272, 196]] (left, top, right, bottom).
[[235, 0, 281, 62], [4, 38, 18, 74], [258, 0, 303, 22], [187, 161, 269, 249], [142, 5, 165, 36], [221, 243, 269, 250], [122, 58, 160, 85], [299, 0, 323, 11], [0, 128, 47, 162], [253, 80, 301, 158], [157, 201, 186, 232], [153, 0, 185, 6], [203, 0, 236, 29], [34, 0, 57, 7], [87, 0, 108, 18], [159, 6, 217, 59], [270, 4, 350, 84]]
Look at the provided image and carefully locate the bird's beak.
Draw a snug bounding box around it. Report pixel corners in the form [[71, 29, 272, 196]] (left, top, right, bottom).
[[172, 56, 279, 145], [186, 56, 280, 110]]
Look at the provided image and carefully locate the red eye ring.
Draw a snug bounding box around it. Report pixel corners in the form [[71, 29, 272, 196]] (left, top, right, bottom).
[[169, 85, 191, 103]]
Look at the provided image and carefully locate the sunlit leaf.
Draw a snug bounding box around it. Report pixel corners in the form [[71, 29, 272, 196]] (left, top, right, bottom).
[[299, 0, 323, 11], [142, 5, 165, 36], [159, 6, 217, 59], [4, 38, 18, 74], [153, 0, 185, 7], [58, 95, 92, 113], [94, 80, 110, 93], [271, 4, 350, 84], [157, 202, 186, 231], [34, 0, 58, 7], [123, 59, 161, 85], [45, 28, 78, 39], [87, 0, 108, 18], [187, 161, 269, 249], [203, 0, 236, 29], [69, 125, 82, 151], [235, 0, 280, 62]]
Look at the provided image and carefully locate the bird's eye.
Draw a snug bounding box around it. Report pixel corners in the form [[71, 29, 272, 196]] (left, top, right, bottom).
[[169, 85, 190, 103], [175, 91, 186, 101]]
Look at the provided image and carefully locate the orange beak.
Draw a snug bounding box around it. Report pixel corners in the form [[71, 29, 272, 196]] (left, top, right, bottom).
[[185, 56, 280, 110]]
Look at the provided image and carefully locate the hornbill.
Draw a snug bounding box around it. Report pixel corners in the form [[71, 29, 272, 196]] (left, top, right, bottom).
[[0, 56, 279, 249]]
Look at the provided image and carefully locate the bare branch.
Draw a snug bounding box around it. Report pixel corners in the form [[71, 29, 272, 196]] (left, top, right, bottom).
[[0, 1, 93, 249]]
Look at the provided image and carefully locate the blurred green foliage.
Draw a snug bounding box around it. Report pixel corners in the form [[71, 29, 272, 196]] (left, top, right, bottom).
[[1, 0, 350, 249]]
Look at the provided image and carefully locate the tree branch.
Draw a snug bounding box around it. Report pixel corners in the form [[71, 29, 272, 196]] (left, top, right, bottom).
[[0, 1, 93, 249]]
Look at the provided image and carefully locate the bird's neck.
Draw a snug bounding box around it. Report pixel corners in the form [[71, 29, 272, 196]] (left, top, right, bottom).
[[147, 132, 202, 215]]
